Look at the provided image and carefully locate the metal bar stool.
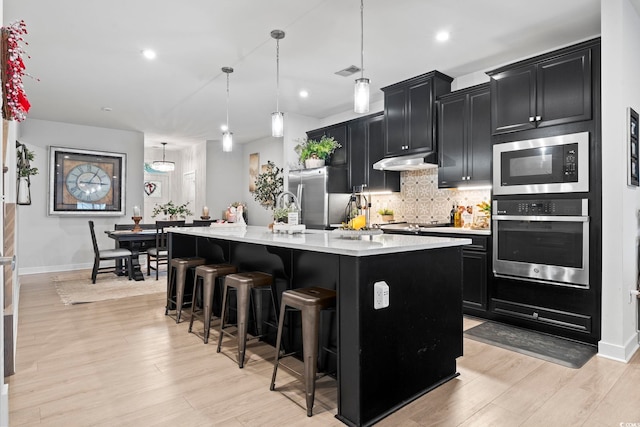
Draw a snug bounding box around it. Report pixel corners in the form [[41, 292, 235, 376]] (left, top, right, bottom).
[[216, 271, 276, 368], [270, 286, 336, 417], [165, 256, 206, 323], [188, 263, 237, 344]]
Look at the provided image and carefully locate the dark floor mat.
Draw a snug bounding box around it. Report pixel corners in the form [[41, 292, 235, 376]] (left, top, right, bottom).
[[464, 321, 596, 369]]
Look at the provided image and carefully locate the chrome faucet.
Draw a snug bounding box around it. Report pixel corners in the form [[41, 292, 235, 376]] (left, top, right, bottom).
[[277, 191, 301, 211]]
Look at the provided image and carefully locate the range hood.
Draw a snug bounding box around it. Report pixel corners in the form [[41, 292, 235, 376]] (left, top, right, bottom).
[[372, 151, 438, 171]]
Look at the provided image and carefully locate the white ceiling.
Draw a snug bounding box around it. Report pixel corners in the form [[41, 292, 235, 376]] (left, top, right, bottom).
[[4, 0, 600, 151]]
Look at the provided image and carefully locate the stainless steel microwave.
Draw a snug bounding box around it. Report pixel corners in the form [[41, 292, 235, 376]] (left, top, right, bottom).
[[493, 132, 589, 195]]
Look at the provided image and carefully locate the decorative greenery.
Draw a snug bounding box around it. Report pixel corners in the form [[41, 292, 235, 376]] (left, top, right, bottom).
[[294, 135, 342, 163], [151, 200, 193, 218], [17, 142, 38, 177], [252, 161, 283, 210], [273, 203, 297, 223], [377, 208, 394, 216]]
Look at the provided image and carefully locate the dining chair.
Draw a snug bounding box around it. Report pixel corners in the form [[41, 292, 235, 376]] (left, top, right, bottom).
[[89, 220, 133, 284], [147, 220, 185, 280]]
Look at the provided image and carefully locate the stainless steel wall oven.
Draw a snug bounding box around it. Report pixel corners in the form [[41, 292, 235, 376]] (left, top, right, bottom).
[[492, 198, 589, 288]]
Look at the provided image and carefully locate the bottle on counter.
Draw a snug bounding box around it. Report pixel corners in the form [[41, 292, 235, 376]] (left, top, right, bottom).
[[454, 205, 463, 228], [449, 204, 456, 225]]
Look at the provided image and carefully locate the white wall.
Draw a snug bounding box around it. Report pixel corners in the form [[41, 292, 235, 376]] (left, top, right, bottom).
[[599, 0, 640, 361], [16, 119, 144, 274], [205, 139, 243, 222], [242, 136, 284, 226]]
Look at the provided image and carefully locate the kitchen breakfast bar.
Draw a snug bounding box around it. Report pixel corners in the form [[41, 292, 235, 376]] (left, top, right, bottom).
[[167, 226, 471, 426]]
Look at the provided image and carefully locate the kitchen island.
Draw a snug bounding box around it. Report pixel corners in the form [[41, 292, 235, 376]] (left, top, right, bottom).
[[167, 226, 471, 427]]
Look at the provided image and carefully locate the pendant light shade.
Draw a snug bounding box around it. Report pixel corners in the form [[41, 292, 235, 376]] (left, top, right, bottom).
[[152, 142, 175, 172], [354, 0, 370, 113], [271, 29, 285, 138], [354, 77, 370, 114], [222, 130, 233, 152], [222, 66, 234, 152], [271, 111, 284, 138]]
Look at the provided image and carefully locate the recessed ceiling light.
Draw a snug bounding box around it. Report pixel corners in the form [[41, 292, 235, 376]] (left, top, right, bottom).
[[436, 31, 450, 42], [299, 90, 309, 98], [142, 49, 157, 60], [101, 106, 112, 112]]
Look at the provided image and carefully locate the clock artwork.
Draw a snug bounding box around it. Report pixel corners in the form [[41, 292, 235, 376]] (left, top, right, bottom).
[[49, 147, 126, 216]]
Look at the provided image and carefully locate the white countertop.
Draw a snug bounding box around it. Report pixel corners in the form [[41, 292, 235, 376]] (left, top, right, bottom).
[[169, 225, 472, 257]]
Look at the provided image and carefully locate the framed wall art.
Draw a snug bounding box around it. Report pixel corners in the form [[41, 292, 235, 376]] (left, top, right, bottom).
[[49, 146, 126, 216], [628, 107, 639, 187]]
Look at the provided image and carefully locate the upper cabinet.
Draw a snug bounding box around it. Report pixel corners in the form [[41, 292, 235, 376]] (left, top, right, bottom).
[[307, 113, 399, 192], [488, 43, 593, 135], [348, 113, 400, 192], [381, 71, 453, 156], [437, 83, 491, 188]]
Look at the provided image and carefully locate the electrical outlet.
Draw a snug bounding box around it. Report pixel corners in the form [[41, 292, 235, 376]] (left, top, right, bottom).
[[374, 281, 389, 309]]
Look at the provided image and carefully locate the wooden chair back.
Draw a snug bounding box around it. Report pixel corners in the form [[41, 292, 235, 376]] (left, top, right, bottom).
[[155, 220, 185, 249]]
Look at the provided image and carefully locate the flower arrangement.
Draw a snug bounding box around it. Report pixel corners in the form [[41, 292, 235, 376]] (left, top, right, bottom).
[[377, 208, 394, 216], [1, 20, 32, 122], [151, 200, 193, 218], [294, 136, 341, 163], [252, 161, 283, 210]]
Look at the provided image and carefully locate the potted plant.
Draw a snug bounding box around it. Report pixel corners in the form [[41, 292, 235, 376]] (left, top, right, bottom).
[[16, 142, 38, 205], [295, 135, 342, 168], [377, 208, 394, 222], [252, 161, 284, 210], [151, 200, 193, 219], [273, 203, 298, 224]]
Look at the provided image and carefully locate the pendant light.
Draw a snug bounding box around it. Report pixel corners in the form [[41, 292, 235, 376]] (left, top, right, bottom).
[[222, 66, 234, 152], [271, 29, 285, 138], [354, 0, 370, 114], [152, 142, 175, 172]]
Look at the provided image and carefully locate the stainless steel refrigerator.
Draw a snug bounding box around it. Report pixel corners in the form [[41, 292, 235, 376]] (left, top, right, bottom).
[[288, 166, 350, 229]]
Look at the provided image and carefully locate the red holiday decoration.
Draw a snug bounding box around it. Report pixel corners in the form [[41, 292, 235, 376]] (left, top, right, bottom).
[[1, 20, 32, 122]]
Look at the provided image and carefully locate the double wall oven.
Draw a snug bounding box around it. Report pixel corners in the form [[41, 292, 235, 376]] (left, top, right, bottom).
[[492, 132, 590, 288]]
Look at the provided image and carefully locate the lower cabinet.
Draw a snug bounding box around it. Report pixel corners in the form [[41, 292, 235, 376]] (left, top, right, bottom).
[[462, 249, 487, 312]]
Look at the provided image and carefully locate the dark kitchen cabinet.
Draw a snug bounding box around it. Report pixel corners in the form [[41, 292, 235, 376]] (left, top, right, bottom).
[[488, 43, 593, 135], [308, 113, 399, 193], [437, 83, 491, 188], [306, 123, 348, 167], [349, 113, 400, 192], [381, 71, 453, 156]]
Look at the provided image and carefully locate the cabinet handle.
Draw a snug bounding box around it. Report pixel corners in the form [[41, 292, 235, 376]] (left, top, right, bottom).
[[536, 116, 542, 121], [529, 117, 535, 122]]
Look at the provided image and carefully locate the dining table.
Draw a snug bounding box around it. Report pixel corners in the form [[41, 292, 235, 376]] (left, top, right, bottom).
[[105, 228, 158, 281]]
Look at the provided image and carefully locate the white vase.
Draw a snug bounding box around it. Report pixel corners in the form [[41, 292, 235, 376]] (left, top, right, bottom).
[[17, 176, 31, 205], [305, 158, 325, 169]]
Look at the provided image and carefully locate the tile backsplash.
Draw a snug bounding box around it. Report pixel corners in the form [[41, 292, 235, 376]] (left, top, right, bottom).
[[371, 168, 491, 224]]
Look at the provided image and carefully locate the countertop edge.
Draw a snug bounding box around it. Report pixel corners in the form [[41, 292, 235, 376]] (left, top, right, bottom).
[[169, 226, 472, 257]]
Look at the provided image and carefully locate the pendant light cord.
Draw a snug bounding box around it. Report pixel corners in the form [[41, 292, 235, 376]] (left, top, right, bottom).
[[226, 72, 230, 129], [360, 0, 364, 79], [276, 38, 280, 112]]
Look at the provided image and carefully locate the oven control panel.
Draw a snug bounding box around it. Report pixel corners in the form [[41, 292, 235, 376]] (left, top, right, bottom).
[[494, 198, 588, 216], [563, 144, 579, 181]]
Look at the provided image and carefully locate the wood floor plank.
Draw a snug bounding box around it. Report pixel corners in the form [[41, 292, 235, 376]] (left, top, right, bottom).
[[7, 270, 639, 426]]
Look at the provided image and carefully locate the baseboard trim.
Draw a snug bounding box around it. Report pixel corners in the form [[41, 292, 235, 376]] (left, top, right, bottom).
[[598, 332, 640, 362], [18, 263, 93, 276]]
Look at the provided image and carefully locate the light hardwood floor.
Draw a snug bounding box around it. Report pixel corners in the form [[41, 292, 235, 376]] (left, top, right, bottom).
[[7, 271, 640, 426]]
